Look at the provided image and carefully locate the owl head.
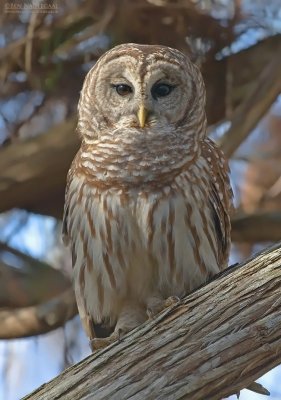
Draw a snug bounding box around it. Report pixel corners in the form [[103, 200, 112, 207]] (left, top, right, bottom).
[[77, 43, 206, 142]]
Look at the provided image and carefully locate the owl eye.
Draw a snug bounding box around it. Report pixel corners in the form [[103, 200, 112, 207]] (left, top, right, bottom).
[[113, 84, 133, 96], [151, 83, 174, 99]]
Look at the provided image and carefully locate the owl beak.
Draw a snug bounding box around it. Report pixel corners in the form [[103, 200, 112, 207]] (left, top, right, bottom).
[[137, 105, 148, 128]]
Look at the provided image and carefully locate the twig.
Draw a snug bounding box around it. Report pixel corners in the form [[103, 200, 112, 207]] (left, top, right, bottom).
[[25, 9, 38, 73]]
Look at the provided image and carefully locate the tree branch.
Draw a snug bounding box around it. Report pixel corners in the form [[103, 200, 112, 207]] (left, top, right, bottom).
[[23, 243, 281, 400], [0, 288, 77, 339], [0, 241, 71, 308], [231, 212, 281, 243], [0, 241, 77, 338], [0, 117, 79, 218], [218, 43, 281, 158]]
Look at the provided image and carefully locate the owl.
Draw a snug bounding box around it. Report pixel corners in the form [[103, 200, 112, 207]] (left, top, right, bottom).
[[62, 43, 233, 350]]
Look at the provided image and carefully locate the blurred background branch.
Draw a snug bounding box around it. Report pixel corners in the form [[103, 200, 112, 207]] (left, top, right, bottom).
[[0, 241, 76, 338], [232, 212, 281, 243], [219, 44, 281, 158], [0, 288, 76, 339], [0, 241, 70, 307]]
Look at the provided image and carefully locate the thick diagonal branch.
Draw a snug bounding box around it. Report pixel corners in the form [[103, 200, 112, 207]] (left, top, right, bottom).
[[0, 117, 78, 218], [23, 243, 281, 400]]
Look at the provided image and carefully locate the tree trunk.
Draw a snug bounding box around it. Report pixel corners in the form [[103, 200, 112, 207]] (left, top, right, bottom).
[[23, 243, 281, 400]]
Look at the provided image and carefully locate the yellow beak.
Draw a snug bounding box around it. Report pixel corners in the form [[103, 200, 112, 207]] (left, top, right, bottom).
[[137, 105, 148, 128]]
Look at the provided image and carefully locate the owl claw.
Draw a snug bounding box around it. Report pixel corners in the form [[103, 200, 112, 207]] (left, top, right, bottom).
[[164, 295, 181, 307], [147, 296, 181, 319], [146, 307, 156, 320], [89, 330, 120, 352], [116, 328, 125, 341], [90, 337, 111, 351]]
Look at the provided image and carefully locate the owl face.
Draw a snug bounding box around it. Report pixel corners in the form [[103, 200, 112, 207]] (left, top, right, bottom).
[[78, 44, 206, 141]]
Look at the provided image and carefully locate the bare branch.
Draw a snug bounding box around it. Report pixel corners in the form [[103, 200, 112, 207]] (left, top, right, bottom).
[[23, 243, 281, 400], [0, 241, 71, 308], [24, 10, 38, 74], [0, 117, 78, 218], [218, 44, 281, 158], [0, 241, 77, 337], [231, 212, 281, 243], [0, 288, 77, 339]]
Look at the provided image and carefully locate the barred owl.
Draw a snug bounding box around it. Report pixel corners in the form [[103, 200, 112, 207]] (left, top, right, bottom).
[[63, 43, 233, 350]]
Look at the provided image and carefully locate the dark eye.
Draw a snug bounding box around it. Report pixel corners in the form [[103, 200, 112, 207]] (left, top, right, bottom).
[[114, 84, 132, 96], [151, 83, 174, 99]]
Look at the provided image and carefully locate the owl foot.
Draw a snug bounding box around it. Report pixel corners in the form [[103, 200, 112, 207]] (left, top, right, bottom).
[[147, 296, 181, 319], [165, 295, 181, 307], [90, 329, 123, 352]]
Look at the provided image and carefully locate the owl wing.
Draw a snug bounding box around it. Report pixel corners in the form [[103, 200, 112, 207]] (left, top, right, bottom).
[[203, 138, 233, 269], [62, 149, 77, 246], [63, 152, 114, 340], [62, 153, 97, 341]]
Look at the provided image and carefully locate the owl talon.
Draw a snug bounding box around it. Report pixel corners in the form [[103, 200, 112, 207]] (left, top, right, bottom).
[[147, 296, 181, 319], [116, 328, 125, 341], [146, 308, 156, 320], [90, 331, 119, 352], [164, 296, 181, 307], [90, 338, 111, 351]]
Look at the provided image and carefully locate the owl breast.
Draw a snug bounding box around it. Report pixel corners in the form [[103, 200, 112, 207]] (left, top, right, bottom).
[[66, 155, 221, 327]]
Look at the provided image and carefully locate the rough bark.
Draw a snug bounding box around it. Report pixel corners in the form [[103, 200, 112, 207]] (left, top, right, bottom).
[[23, 243, 281, 400]]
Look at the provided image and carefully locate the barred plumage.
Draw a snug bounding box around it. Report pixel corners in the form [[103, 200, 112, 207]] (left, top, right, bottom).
[[63, 43, 233, 348]]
